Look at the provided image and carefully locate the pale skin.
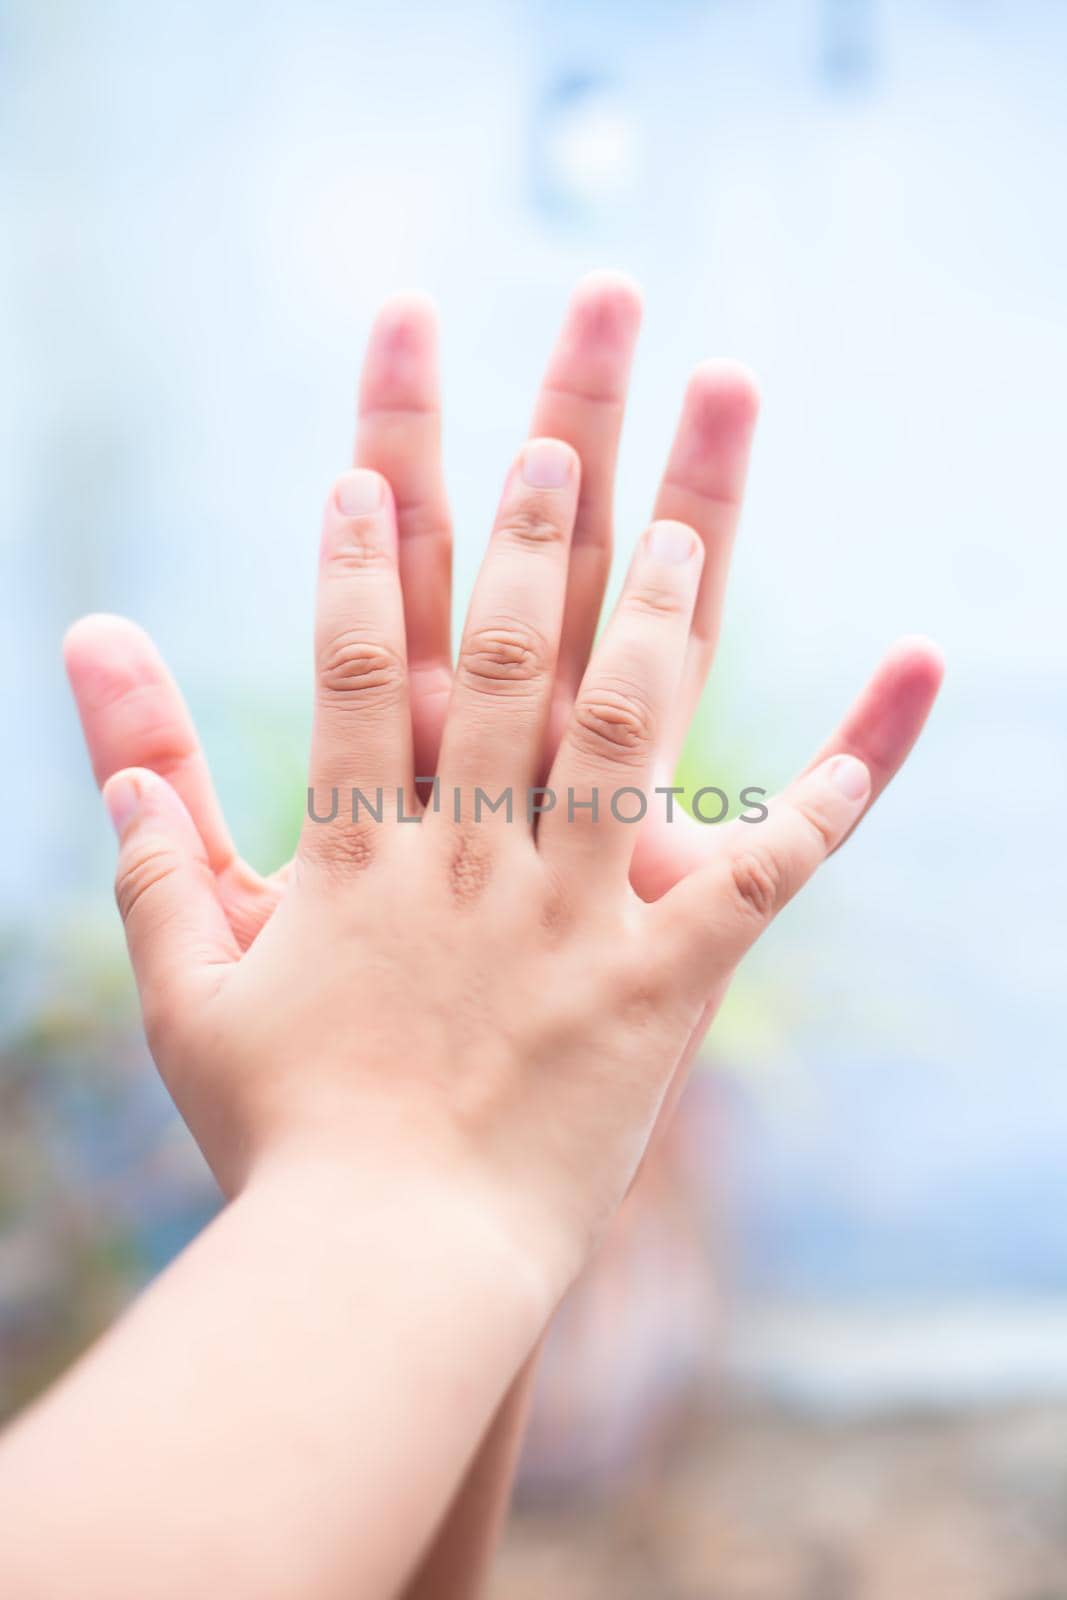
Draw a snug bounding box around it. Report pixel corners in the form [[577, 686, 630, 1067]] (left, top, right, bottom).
[[1, 275, 945, 1599]]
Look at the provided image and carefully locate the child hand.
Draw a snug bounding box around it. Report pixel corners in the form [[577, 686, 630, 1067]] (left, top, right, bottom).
[[65, 276, 942, 947], [99, 438, 875, 1292], [49, 281, 942, 1597], [65, 277, 942, 1139]]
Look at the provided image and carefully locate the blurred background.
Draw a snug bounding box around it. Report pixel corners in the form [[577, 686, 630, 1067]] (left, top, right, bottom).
[[2, 0, 1066, 1593]]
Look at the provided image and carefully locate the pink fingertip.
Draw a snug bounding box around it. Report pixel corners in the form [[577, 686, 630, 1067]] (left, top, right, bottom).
[[884, 633, 947, 685], [61, 613, 163, 713], [103, 771, 144, 837], [569, 268, 644, 326], [521, 438, 578, 489], [685, 358, 762, 429], [372, 289, 438, 343], [335, 468, 386, 518], [63, 612, 152, 670], [361, 293, 440, 412], [551, 272, 644, 396], [646, 520, 701, 565]]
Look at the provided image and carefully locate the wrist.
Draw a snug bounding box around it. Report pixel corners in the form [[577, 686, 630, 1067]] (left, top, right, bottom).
[[241, 1113, 567, 1338]]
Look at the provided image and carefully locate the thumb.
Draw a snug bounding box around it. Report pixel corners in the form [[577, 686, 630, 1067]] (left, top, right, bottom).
[[656, 753, 872, 988], [104, 768, 239, 1041]]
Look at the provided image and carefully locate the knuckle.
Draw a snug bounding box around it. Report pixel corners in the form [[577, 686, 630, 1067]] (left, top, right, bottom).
[[498, 504, 567, 547], [114, 843, 180, 927], [300, 818, 377, 877], [571, 681, 656, 766], [728, 846, 784, 924], [459, 622, 549, 694], [446, 828, 493, 907], [317, 631, 405, 706], [622, 582, 691, 622], [323, 519, 391, 574], [794, 797, 839, 855], [324, 540, 392, 575], [397, 498, 453, 552]]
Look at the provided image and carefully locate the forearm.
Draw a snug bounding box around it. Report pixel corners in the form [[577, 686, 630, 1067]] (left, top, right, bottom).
[[0, 1152, 552, 1600], [403, 1353, 541, 1600]]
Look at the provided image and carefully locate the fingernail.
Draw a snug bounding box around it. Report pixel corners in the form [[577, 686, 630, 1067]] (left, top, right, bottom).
[[335, 469, 384, 517], [104, 774, 141, 837], [827, 754, 871, 801], [521, 439, 574, 490], [647, 522, 698, 565]]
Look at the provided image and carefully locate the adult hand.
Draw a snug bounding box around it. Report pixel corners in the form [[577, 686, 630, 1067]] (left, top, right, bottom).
[[62, 275, 943, 1600], [65, 272, 942, 978]]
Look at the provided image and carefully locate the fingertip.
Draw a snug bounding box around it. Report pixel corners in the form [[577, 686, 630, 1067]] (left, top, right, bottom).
[[323, 469, 396, 563], [667, 363, 761, 508], [521, 436, 581, 491], [102, 769, 143, 838], [105, 766, 238, 974], [644, 518, 704, 569], [885, 633, 946, 689], [332, 466, 390, 520], [103, 765, 182, 838], [62, 612, 153, 674], [62, 614, 170, 723], [867, 636, 946, 736], [371, 289, 439, 340], [825, 752, 872, 805], [568, 268, 644, 333], [685, 358, 762, 429], [548, 272, 644, 403], [360, 293, 441, 413]]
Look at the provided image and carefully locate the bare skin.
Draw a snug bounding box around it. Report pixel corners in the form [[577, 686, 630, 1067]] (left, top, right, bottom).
[[55, 276, 945, 1597]]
